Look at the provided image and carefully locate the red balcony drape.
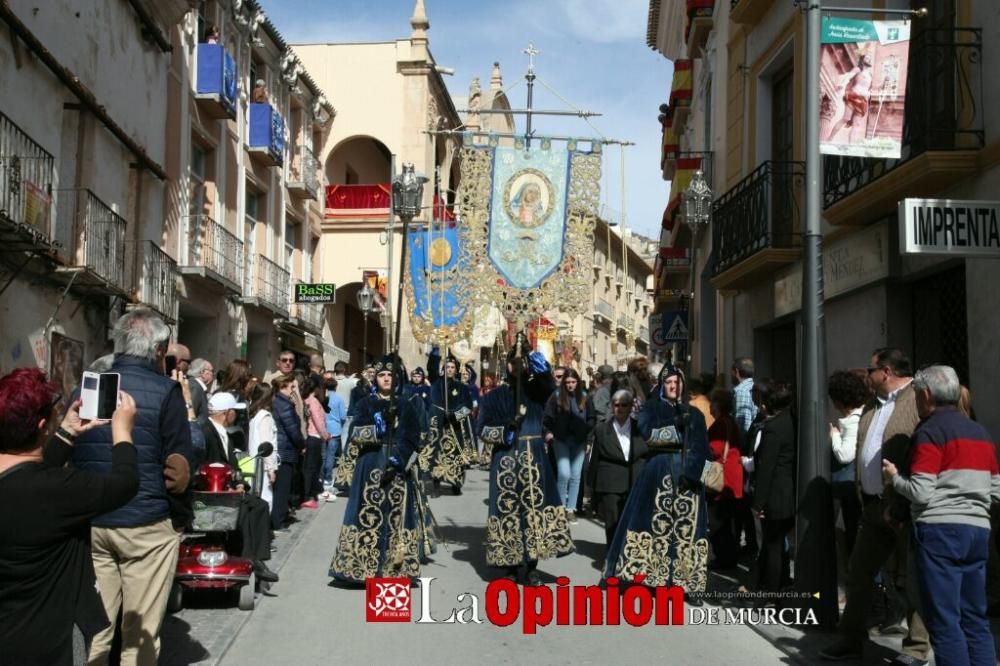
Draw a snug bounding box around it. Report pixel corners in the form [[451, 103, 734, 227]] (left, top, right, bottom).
[[325, 183, 391, 209]]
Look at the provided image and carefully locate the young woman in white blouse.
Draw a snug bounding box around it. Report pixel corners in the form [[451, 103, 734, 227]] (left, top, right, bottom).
[[248, 384, 280, 510], [827, 370, 870, 565]]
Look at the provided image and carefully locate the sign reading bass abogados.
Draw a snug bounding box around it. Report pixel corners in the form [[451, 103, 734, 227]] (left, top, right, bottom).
[[899, 198, 1000, 257], [294, 283, 336, 304]]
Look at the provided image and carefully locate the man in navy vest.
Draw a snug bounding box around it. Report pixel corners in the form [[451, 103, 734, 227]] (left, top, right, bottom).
[[72, 308, 195, 665]]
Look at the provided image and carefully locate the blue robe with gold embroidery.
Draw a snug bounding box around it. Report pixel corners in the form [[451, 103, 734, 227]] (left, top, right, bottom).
[[328, 392, 433, 583], [419, 376, 476, 486], [603, 389, 710, 592], [477, 372, 574, 568]]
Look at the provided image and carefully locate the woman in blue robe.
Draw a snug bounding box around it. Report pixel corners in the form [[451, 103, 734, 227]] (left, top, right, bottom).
[[329, 354, 434, 584], [419, 352, 476, 494], [477, 343, 574, 585], [603, 363, 710, 594]]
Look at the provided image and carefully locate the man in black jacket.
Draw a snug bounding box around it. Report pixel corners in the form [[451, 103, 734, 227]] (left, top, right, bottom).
[[750, 382, 796, 595], [588, 389, 647, 550], [202, 393, 277, 582], [72, 308, 195, 665]]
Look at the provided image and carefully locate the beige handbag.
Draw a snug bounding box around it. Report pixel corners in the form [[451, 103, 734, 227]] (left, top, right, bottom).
[[703, 439, 729, 494]]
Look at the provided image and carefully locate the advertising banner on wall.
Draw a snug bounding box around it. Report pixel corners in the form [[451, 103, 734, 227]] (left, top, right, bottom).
[[819, 17, 911, 158]]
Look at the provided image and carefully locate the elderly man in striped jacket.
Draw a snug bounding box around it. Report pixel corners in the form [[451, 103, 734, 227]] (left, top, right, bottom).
[[883, 365, 1000, 666]]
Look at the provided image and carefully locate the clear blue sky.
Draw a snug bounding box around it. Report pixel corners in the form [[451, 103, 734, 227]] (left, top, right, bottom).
[[259, 0, 674, 239]]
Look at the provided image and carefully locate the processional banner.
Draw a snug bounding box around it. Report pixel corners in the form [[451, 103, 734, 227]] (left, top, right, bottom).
[[457, 135, 601, 325], [405, 225, 472, 344], [820, 17, 911, 159]]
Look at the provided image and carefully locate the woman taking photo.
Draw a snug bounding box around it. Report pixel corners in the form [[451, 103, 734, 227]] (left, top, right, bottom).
[[544, 368, 595, 524], [0, 368, 138, 665]]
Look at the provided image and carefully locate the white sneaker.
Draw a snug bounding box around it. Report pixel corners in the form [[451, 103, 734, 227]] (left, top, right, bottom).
[[320, 491, 336, 503]]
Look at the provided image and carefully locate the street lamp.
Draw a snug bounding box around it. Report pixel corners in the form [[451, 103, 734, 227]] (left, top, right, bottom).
[[356, 282, 375, 366], [681, 169, 712, 369], [390, 163, 428, 351]]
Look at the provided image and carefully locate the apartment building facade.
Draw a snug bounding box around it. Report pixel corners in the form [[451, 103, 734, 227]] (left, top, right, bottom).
[[0, 0, 338, 380], [648, 0, 1000, 438]]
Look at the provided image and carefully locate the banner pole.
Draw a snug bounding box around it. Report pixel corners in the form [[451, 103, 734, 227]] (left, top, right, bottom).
[[797, 0, 837, 628]]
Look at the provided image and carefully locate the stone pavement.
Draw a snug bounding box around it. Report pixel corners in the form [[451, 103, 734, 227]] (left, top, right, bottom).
[[159, 505, 322, 666], [158, 469, 1000, 665]]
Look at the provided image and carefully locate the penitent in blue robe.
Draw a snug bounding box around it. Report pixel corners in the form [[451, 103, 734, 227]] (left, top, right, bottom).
[[603, 388, 710, 592], [476, 372, 574, 568], [328, 392, 434, 583]]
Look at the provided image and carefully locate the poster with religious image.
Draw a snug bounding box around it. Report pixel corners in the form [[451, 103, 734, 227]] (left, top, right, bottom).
[[820, 17, 910, 158]]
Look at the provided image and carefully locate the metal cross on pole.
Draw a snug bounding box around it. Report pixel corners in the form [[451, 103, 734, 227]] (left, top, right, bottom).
[[523, 43, 539, 149]]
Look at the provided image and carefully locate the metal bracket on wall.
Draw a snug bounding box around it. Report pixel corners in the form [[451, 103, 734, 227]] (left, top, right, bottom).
[[42, 270, 80, 335]]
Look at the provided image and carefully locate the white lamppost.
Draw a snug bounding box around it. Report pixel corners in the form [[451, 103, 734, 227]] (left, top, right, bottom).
[[682, 169, 712, 367]]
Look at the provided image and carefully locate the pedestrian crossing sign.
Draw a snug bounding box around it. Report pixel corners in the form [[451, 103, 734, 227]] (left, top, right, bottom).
[[663, 311, 689, 342]]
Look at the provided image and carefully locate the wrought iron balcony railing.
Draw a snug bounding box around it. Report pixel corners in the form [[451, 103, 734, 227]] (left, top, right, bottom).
[[638, 325, 650, 343], [185, 214, 243, 290], [824, 27, 984, 209], [294, 301, 325, 332], [616, 314, 634, 334], [712, 160, 804, 276], [593, 298, 614, 322], [54, 189, 129, 291], [247, 254, 290, 316], [129, 240, 178, 320], [0, 112, 55, 243], [288, 146, 320, 198]]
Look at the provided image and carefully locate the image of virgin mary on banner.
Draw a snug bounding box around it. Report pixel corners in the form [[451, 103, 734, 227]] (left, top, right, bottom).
[[457, 135, 601, 324], [405, 225, 472, 344]]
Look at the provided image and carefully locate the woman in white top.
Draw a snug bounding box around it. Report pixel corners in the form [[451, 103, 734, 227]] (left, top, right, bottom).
[[248, 384, 280, 510], [827, 369, 870, 565]]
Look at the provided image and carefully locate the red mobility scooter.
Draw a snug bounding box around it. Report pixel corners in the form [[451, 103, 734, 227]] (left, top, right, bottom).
[[168, 442, 273, 612]]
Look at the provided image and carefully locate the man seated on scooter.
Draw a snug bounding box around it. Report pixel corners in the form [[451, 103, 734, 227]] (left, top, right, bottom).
[[203, 393, 279, 583]]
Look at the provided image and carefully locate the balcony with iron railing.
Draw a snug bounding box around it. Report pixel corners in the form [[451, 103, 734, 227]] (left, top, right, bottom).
[[711, 161, 804, 289], [292, 301, 326, 334], [616, 314, 634, 336], [823, 27, 984, 225], [637, 324, 650, 344], [0, 112, 56, 250], [288, 146, 320, 200], [127, 240, 178, 321], [245, 254, 290, 317], [182, 215, 243, 292], [593, 298, 614, 324], [52, 189, 130, 295]]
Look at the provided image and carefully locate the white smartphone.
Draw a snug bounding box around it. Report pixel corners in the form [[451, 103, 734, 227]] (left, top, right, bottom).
[[80, 372, 120, 420]]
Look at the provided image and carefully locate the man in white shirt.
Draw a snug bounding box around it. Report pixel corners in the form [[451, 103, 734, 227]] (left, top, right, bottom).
[[821, 348, 927, 662], [587, 389, 647, 550], [201, 392, 279, 583]]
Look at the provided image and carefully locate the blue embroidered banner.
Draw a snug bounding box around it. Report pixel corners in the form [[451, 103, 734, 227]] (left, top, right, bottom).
[[487, 145, 569, 289], [406, 225, 471, 343]]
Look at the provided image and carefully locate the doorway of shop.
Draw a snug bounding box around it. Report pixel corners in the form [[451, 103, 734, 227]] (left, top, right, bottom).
[[911, 264, 968, 384], [753, 321, 798, 387]]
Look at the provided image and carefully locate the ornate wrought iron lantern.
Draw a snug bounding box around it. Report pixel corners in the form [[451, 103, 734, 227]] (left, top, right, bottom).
[[391, 162, 428, 220], [682, 169, 712, 230]]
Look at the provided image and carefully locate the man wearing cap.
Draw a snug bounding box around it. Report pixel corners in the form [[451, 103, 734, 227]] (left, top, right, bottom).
[[202, 393, 278, 583]]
